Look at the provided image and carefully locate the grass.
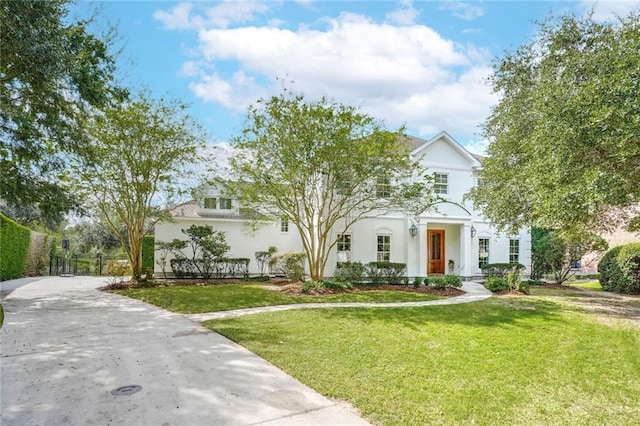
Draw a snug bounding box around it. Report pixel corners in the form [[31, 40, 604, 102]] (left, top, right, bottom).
[[116, 284, 441, 313], [568, 281, 603, 291], [205, 293, 640, 425]]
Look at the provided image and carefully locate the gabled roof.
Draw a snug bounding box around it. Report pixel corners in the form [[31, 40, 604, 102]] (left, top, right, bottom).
[[409, 131, 483, 168]]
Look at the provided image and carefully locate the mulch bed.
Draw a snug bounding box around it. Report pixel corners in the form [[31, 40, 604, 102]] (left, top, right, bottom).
[[278, 283, 464, 297], [99, 278, 465, 298]]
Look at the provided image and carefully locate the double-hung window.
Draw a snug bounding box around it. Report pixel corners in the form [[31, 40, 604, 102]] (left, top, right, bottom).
[[509, 239, 520, 263], [280, 217, 289, 233], [337, 234, 352, 262], [219, 198, 232, 210], [203, 198, 216, 209], [376, 235, 391, 261], [434, 173, 448, 195], [376, 177, 391, 198]]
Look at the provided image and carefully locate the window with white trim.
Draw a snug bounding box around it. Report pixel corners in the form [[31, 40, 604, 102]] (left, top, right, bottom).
[[478, 237, 490, 267], [280, 217, 289, 233], [219, 198, 232, 209], [203, 198, 216, 209], [376, 235, 391, 262], [434, 173, 448, 194], [376, 176, 391, 198], [337, 234, 352, 262], [509, 239, 520, 263]]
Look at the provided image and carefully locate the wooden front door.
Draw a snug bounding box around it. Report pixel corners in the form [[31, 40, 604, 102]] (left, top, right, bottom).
[[427, 230, 445, 274]]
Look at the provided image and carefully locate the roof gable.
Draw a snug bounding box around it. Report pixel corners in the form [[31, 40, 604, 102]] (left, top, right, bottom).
[[410, 131, 482, 168]]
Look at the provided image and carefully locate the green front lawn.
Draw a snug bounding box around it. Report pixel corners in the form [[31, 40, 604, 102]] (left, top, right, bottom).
[[206, 294, 640, 425], [116, 284, 441, 313], [568, 281, 603, 291]]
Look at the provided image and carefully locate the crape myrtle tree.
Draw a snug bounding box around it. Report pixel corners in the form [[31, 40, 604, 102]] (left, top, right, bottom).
[[74, 93, 206, 282], [467, 11, 640, 235], [0, 0, 126, 228], [224, 90, 436, 281]]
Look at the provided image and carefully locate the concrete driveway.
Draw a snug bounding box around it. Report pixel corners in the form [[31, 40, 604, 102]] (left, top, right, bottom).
[[0, 276, 369, 426]]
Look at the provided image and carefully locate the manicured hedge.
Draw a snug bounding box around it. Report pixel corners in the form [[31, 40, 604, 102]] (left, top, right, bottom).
[[598, 243, 640, 294], [0, 213, 30, 281], [142, 235, 155, 272], [481, 262, 525, 278]]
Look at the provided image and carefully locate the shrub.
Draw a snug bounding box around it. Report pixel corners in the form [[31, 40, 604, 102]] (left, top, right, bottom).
[[273, 251, 306, 281], [481, 262, 525, 278], [413, 276, 423, 288], [425, 275, 462, 289], [242, 275, 271, 282], [24, 231, 55, 277], [365, 261, 406, 285], [0, 213, 30, 280], [105, 260, 132, 277], [485, 276, 508, 292], [323, 280, 353, 290], [598, 243, 640, 294], [334, 261, 365, 284], [526, 279, 544, 286]]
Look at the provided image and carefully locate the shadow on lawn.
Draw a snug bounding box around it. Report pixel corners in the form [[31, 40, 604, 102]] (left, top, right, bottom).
[[315, 297, 566, 330]]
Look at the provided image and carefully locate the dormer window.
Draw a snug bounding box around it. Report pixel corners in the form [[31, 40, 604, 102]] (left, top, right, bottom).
[[434, 173, 448, 195], [203, 197, 217, 209], [219, 198, 232, 210]]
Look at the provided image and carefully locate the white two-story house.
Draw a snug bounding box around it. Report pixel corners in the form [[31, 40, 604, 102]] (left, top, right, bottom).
[[155, 131, 531, 279]]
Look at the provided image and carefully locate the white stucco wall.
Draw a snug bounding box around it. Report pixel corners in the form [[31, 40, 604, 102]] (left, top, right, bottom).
[[154, 216, 304, 276]]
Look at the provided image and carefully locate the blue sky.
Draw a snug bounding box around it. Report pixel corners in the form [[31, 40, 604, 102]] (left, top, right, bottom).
[[73, 0, 639, 153]]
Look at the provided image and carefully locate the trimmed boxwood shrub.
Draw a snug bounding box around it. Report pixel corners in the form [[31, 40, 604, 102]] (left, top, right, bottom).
[[334, 261, 365, 284], [598, 243, 640, 294], [485, 276, 508, 292], [424, 275, 462, 289], [0, 213, 30, 281], [365, 261, 406, 284], [481, 262, 525, 278]]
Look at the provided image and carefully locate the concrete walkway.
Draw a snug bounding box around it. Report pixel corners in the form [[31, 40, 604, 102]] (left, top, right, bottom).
[[185, 281, 492, 322], [0, 276, 370, 426]]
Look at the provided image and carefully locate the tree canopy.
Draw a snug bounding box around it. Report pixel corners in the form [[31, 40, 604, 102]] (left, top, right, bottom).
[[468, 11, 640, 234], [225, 90, 435, 281], [0, 0, 125, 227], [73, 94, 206, 281]]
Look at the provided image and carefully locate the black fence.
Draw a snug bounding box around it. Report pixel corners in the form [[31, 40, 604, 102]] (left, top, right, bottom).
[[50, 254, 115, 276]]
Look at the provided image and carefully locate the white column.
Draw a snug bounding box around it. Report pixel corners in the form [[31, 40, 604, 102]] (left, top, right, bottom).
[[418, 221, 428, 276], [461, 223, 473, 278]]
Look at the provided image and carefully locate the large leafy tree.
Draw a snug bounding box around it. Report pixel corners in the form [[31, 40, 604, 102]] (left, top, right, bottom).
[[74, 94, 206, 281], [468, 11, 640, 234], [0, 0, 125, 227], [225, 91, 435, 281]]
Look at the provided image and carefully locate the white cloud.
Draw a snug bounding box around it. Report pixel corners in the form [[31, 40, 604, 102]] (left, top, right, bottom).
[[154, 1, 270, 30], [440, 1, 485, 21], [386, 0, 420, 26], [153, 3, 195, 30], [159, 7, 497, 139], [578, 0, 640, 21]]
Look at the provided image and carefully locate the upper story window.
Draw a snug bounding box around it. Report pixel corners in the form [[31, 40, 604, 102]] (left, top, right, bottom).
[[478, 237, 489, 268], [203, 197, 217, 209], [434, 173, 448, 195], [280, 217, 289, 233], [376, 235, 391, 262], [376, 177, 391, 198], [336, 179, 352, 196], [509, 239, 520, 263], [219, 198, 232, 210], [336, 234, 352, 262]]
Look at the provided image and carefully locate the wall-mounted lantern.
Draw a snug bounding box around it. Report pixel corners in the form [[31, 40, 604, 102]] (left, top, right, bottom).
[[409, 223, 418, 238], [471, 225, 477, 238]]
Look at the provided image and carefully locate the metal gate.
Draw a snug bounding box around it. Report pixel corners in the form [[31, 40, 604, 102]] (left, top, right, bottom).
[[50, 255, 105, 276]]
